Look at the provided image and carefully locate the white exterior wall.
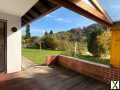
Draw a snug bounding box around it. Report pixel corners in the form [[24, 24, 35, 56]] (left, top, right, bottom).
[[0, 12, 21, 73]]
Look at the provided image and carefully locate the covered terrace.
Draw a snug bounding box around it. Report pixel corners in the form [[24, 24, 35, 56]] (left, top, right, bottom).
[[0, 0, 120, 90]]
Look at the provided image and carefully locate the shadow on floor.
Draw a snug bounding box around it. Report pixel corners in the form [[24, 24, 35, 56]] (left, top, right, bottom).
[[0, 65, 110, 90]]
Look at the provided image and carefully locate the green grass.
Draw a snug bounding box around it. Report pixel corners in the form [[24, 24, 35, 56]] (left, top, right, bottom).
[[22, 48, 110, 65], [22, 48, 63, 64], [75, 55, 110, 65]]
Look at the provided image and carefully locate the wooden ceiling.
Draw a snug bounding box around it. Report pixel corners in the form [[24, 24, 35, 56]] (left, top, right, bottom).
[[21, 0, 59, 26], [21, 0, 112, 26]]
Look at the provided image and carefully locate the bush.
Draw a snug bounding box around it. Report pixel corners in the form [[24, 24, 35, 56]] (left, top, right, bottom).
[[32, 43, 40, 49], [26, 43, 40, 49], [63, 49, 74, 56], [41, 36, 58, 50]]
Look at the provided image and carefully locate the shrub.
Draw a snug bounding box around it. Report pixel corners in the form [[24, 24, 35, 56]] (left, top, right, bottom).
[[41, 36, 58, 50], [30, 43, 40, 49]]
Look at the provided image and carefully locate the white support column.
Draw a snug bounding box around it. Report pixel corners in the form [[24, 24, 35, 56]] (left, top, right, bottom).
[[0, 12, 21, 73]]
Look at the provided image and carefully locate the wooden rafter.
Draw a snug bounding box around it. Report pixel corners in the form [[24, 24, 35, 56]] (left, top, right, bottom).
[[48, 0, 112, 26], [89, 0, 112, 23], [89, 0, 105, 14], [21, 0, 59, 26]]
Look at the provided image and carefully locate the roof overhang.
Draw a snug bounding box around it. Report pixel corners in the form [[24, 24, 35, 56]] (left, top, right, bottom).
[[21, 0, 113, 26], [21, 0, 59, 26], [0, 0, 38, 17], [48, 0, 112, 26]]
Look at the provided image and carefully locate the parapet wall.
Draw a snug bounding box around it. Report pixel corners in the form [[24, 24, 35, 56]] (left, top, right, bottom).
[[46, 55, 120, 84]]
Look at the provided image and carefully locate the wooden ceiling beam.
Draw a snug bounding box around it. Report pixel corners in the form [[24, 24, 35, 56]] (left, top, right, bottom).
[[36, 1, 49, 12], [23, 15, 31, 21], [21, 0, 58, 26], [40, 0, 55, 8], [21, 18, 28, 25], [89, 0, 112, 23], [49, 0, 112, 26], [89, 0, 105, 14], [32, 7, 42, 15]]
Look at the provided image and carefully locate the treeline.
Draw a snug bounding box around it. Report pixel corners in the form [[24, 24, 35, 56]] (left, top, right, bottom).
[[22, 23, 111, 58]]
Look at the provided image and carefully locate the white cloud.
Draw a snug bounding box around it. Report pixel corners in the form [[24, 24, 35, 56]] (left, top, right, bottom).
[[55, 18, 64, 21], [31, 29, 45, 34], [22, 28, 45, 36], [54, 17, 72, 23], [45, 14, 72, 23]]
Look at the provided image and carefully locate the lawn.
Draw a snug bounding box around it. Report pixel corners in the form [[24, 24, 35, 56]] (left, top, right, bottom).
[[76, 55, 110, 65], [22, 48, 110, 65], [22, 48, 63, 64]]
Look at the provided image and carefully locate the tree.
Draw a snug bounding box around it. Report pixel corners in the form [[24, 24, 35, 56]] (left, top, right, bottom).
[[97, 30, 111, 57], [41, 36, 58, 50], [86, 24, 104, 57], [25, 24, 31, 39], [87, 31, 99, 57], [22, 24, 31, 48], [44, 31, 48, 36], [50, 30, 53, 34]]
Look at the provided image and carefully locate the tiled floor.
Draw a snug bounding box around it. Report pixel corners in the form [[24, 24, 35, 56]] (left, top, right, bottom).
[[0, 65, 109, 90]]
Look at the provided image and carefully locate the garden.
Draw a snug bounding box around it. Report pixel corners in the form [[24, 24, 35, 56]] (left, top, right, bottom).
[[22, 24, 111, 65]]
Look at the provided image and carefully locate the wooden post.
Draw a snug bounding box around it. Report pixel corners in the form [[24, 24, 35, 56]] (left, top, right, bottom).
[[111, 23, 120, 68]]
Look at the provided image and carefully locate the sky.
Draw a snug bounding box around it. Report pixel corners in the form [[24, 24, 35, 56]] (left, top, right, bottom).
[[21, 0, 120, 36], [99, 0, 120, 22], [22, 7, 96, 36]]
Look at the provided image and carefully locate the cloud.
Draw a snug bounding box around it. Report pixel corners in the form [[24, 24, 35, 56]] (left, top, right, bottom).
[[45, 14, 72, 23], [31, 29, 45, 34], [54, 17, 72, 23], [26, 28, 45, 36], [55, 18, 64, 21]]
